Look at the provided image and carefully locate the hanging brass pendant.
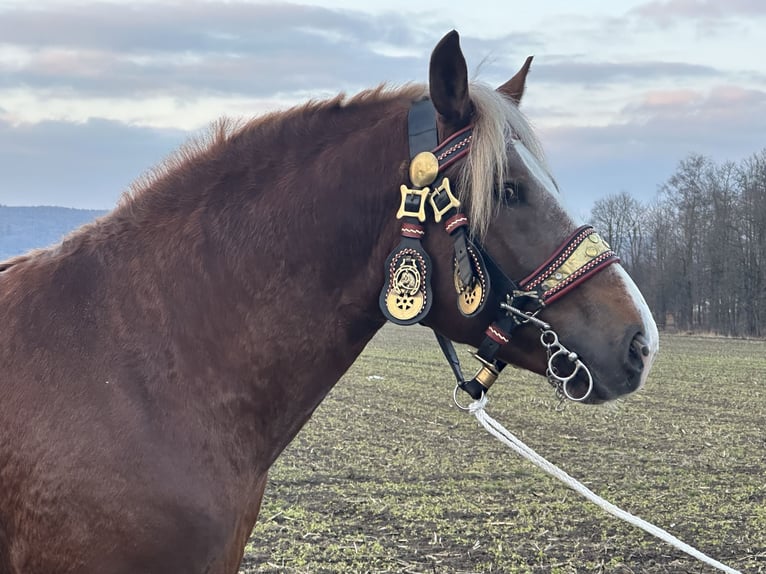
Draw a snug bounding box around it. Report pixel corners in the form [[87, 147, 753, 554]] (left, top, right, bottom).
[[386, 290, 426, 322], [385, 255, 427, 322], [454, 266, 484, 315]]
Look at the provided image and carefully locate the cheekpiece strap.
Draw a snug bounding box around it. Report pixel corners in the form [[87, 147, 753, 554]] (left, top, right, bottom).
[[379, 99, 439, 325]]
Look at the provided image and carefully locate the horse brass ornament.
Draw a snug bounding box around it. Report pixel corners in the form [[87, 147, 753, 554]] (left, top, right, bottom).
[[409, 151, 439, 187], [387, 255, 426, 320], [383, 96, 489, 326], [455, 274, 484, 316], [380, 248, 432, 324], [448, 228, 490, 318]]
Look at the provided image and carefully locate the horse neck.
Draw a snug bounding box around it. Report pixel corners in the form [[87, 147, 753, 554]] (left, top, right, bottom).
[[107, 92, 413, 466]]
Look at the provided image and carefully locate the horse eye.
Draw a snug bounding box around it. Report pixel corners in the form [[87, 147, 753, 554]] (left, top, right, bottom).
[[501, 181, 523, 205]]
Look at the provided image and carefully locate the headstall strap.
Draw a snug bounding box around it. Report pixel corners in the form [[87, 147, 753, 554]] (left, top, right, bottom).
[[380, 98, 620, 402], [379, 100, 437, 325]]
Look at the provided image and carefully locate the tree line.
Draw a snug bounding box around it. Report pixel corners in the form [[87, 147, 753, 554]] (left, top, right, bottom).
[[589, 149, 766, 337]]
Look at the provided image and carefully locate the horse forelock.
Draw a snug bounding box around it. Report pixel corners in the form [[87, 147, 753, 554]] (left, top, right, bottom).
[[458, 83, 552, 239]]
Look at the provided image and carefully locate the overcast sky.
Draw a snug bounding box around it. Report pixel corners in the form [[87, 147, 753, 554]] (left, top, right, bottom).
[[1, 0, 764, 215]]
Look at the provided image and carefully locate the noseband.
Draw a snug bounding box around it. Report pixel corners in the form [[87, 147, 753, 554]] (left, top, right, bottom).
[[379, 99, 619, 404]]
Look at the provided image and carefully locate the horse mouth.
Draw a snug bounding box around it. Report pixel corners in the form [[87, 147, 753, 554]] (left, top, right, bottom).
[[577, 374, 639, 405], [563, 370, 604, 404], [555, 368, 633, 405]]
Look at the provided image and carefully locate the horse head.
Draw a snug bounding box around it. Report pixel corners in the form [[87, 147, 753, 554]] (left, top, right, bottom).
[[383, 31, 659, 404]]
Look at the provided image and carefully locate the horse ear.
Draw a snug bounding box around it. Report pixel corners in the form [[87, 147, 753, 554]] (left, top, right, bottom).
[[429, 30, 471, 124], [497, 56, 533, 105]]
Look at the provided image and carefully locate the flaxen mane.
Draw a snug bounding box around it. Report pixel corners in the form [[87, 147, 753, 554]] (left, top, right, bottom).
[[457, 82, 551, 238]]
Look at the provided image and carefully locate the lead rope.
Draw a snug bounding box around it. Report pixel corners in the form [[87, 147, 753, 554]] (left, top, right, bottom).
[[466, 395, 742, 574]]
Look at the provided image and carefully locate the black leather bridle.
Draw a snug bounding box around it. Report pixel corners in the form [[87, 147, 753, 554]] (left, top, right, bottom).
[[379, 99, 620, 403]]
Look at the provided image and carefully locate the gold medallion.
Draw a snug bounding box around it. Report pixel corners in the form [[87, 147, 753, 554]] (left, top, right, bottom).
[[385, 256, 426, 321], [409, 152, 439, 187], [453, 266, 484, 315], [392, 260, 421, 294], [386, 290, 425, 321], [458, 282, 483, 315]]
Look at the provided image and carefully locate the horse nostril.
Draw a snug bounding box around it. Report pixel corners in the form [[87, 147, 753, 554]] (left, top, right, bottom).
[[631, 333, 650, 358], [626, 332, 648, 375]]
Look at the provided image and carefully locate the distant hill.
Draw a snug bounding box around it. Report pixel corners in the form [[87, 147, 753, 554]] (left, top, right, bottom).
[[0, 205, 107, 260]]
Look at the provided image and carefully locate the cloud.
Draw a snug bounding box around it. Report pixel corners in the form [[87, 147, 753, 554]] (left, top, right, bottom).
[[1, 1, 761, 213], [631, 0, 766, 27], [539, 84, 766, 210], [531, 60, 721, 86], [0, 2, 410, 53], [0, 118, 187, 209], [0, 2, 421, 98], [625, 85, 766, 129], [0, 2, 541, 100]]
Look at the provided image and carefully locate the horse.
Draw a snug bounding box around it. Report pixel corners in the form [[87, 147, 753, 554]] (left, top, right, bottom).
[[0, 31, 658, 573]]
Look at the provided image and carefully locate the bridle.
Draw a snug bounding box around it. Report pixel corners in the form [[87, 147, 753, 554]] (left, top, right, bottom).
[[379, 99, 619, 405]]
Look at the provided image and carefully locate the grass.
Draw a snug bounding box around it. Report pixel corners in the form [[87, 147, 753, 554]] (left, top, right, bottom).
[[239, 326, 765, 573]]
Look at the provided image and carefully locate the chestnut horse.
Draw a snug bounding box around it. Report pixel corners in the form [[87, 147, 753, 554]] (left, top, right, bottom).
[[0, 31, 658, 573]]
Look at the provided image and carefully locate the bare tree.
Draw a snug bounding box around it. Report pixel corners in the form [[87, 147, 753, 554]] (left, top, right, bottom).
[[589, 149, 766, 337], [736, 150, 766, 336], [589, 191, 647, 272]]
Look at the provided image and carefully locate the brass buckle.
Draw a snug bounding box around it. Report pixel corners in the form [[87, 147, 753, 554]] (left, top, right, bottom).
[[396, 185, 429, 222], [428, 178, 461, 223]]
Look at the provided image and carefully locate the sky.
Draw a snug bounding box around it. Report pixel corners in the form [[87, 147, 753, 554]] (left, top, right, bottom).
[[1, 0, 765, 216]]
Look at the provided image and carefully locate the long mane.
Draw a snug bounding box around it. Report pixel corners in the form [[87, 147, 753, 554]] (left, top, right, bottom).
[[118, 85, 428, 211], [116, 81, 548, 241]]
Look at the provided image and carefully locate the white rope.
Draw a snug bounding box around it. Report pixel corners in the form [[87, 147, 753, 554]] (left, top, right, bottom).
[[468, 395, 741, 574]]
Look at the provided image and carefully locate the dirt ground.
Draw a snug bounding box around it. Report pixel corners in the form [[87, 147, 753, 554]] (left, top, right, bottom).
[[239, 326, 765, 573]]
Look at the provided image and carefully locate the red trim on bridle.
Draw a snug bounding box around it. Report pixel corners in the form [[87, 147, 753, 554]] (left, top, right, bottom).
[[520, 227, 596, 290], [518, 226, 620, 304], [400, 223, 426, 239], [541, 251, 620, 304], [434, 126, 473, 171]]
